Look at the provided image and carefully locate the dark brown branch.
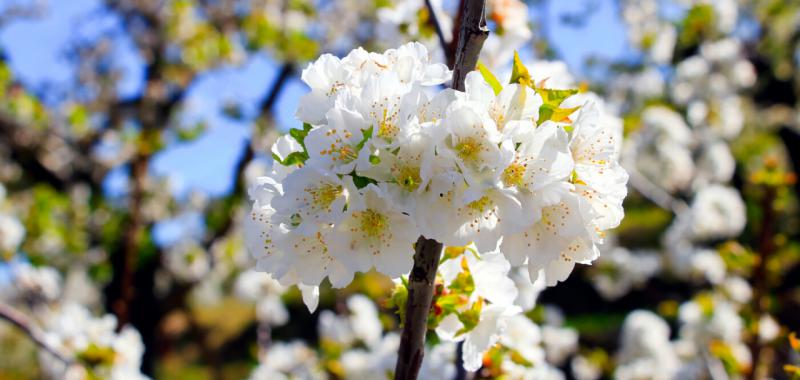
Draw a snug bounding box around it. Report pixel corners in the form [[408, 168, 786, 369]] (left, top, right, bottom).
[[395, 2, 488, 378], [450, 0, 488, 91], [0, 302, 74, 364], [259, 63, 294, 116], [108, 0, 171, 330], [394, 236, 444, 380], [748, 185, 778, 380], [453, 341, 468, 380]]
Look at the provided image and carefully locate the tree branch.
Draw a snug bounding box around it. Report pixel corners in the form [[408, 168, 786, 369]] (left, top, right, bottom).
[[394, 236, 444, 380], [748, 184, 778, 380], [450, 0, 488, 92], [0, 302, 73, 364], [394, 2, 487, 378]]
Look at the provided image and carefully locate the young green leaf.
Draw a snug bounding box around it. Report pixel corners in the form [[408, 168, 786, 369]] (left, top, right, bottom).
[[509, 51, 531, 86], [477, 62, 502, 95]]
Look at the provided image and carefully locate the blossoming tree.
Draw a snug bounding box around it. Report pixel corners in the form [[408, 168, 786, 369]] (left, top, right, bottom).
[[0, 0, 798, 379]]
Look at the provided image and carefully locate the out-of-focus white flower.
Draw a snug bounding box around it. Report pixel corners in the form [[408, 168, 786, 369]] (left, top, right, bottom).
[[40, 303, 148, 380], [571, 354, 602, 380], [163, 239, 210, 283], [758, 314, 780, 343], [689, 249, 727, 284], [234, 270, 289, 326], [318, 294, 385, 349], [419, 341, 457, 379], [720, 276, 752, 304], [616, 310, 680, 380], [3, 262, 62, 304], [695, 140, 736, 186], [591, 247, 661, 300], [0, 212, 24, 254], [248, 341, 325, 380], [629, 106, 696, 192], [346, 294, 384, 348], [528, 61, 576, 89], [62, 266, 101, 308], [339, 333, 400, 380], [376, 0, 451, 59], [480, 0, 532, 70], [679, 296, 744, 345], [688, 185, 746, 240], [542, 325, 579, 365]]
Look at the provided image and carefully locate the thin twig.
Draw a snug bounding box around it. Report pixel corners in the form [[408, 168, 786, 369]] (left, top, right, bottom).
[[748, 185, 777, 380], [394, 2, 488, 379], [0, 302, 73, 364], [423, 0, 452, 68], [453, 341, 468, 380]]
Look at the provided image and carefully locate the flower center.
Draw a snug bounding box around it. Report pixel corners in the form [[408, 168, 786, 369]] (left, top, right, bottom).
[[502, 163, 526, 187], [395, 166, 422, 192], [319, 128, 357, 163], [320, 143, 357, 163], [307, 183, 343, 209], [455, 137, 482, 162], [357, 209, 388, 238], [467, 196, 492, 213], [377, 108, 399, 139]]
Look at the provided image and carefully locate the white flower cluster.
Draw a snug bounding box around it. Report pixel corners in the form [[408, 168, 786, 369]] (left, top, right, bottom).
[[617, 4, 753, 288], [613, 279, 766, 380], [248, 294, 456, 380], [40, 303, 148, 380], [435, 245, 521, 371], [0, 260, 150, 380], [0, 184, 25, 257], [589, 244, 661, 300], [245, 42, 629, 309], [246, 291, 582, 379]]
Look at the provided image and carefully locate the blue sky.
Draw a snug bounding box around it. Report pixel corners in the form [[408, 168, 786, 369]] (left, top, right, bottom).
[[0, 0, 630, 244]]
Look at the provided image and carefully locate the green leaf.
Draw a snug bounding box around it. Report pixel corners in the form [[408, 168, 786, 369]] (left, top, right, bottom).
[[477, 62, 502, 95], [357, 126, 373, 150], [449, 271, 475, 296], [351, 173, 377, 189], [456, 300, 484, 336], [436, 294, 465, 314], [538, 88, 579, 106], [176, 121, 207, 141], [509, 51, 531, 85], [289, 123, 314, 149], [389, 283, 409, 323], [272, 151, 308, 166], [538, 104, 580, 125]]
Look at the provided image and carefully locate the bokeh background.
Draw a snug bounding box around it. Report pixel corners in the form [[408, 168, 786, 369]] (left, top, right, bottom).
[[0, 0, 798, 379]]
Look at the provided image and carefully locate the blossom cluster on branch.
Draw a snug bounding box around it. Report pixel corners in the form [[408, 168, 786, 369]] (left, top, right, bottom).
[[244, 41, 628, 369]]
